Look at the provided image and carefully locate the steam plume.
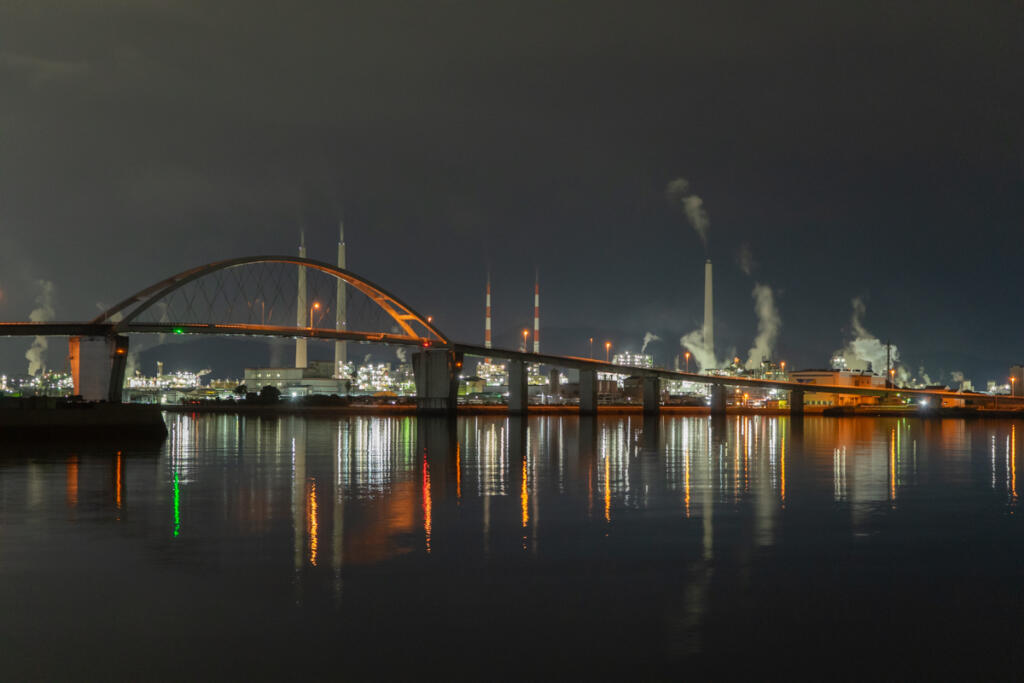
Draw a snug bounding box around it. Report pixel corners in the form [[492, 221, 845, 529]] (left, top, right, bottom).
[[641, 332, 660, 354], [737, 242, 756, 276], [666, 177, 710, 248], [833, 297, 900, 377], [396, 347, 407, 363], [745, 284, 781, 369], [25, 279, 55, 376], [679, 329, 718, 372]]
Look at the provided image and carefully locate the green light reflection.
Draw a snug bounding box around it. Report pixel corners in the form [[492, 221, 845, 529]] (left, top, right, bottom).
[[173, 472, 181, 537]]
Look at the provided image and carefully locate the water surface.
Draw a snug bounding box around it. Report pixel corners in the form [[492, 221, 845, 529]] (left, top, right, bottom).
[[1, 414, 1022, 680]]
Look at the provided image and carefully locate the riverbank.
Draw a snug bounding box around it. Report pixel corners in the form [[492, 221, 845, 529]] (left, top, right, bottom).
[[161, 402, 1024, 418], [0, 400, 168, 439]]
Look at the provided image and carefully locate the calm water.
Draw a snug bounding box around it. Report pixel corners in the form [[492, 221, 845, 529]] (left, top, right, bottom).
[[2, 414, 1023, 680]]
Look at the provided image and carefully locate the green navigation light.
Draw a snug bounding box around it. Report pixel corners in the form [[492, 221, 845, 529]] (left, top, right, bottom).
[[173, 328, 185, 335]]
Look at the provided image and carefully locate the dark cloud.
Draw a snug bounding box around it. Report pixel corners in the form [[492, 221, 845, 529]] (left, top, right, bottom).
[[0, 1, 1021, 382]]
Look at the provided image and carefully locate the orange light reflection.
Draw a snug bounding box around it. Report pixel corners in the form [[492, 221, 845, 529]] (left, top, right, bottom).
[[603, 453, 611, 524], [520, 456, 529, 528], [422, 455, 432, 553], [115, 453, 123, 510], [780, 427, 786, 506], [307, 478, 319, 567], [456, 442, 462, 501], [889, 427, 896, 504], [66, 456, 78, 508]]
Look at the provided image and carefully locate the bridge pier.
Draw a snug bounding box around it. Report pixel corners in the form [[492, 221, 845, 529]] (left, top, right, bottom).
[[789, 388, 804, 415], [68, 335, 129, 402], [508, 359, 528, 414], [712, 385, 729, 417], [412, 349, 460, 414], [709, 384, 727, 415], [579, 369, 598, 415], [642, 376, 660, 414]]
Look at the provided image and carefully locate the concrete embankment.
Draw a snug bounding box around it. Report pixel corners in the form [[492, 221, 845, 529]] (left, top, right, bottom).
[[0, 399, 168, 439]]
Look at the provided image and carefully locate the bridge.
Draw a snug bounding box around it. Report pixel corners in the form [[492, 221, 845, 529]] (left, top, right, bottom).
[[0, 255, 1014, 415]]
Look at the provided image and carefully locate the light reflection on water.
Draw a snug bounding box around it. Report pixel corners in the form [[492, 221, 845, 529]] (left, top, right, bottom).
[[2, 414, 1024, 679]]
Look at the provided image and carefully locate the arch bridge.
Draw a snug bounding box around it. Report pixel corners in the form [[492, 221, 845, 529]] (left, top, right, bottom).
[[1, 256, 446, 402], [1, 255, 1017, 414]]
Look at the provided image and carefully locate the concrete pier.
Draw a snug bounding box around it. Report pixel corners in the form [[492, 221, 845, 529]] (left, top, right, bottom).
[[412, 349, 460, 414], [789, 388, 804, 415], [709, 384, 726, 415], [508, 360, 528, 414], [642, 376, 660, 414], [579, 369, 598, 415], [68, 334, 129, 402]]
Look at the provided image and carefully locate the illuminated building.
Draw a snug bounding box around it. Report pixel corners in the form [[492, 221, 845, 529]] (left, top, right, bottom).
[[245, 360, 348, 397], [527, 362, 548, 386], [789, 369, 887, 407], [476, 360, 508, 387], [599, 352, 653, 388]]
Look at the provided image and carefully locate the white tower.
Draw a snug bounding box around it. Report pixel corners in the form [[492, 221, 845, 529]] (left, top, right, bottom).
[[484, 273, 492, 349], [295, 230, 307, 368], [532, 271, 540, 354], [334, 220, 347, 377], [703, 259, 714, 364]]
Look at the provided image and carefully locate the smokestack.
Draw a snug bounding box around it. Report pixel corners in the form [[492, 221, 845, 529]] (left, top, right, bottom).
[[296, 229, 307, 368], [484, 272, 492, 349], [533, 270, 540, 354], [334, 220, 347, 376], [703, 259, 714, 363]]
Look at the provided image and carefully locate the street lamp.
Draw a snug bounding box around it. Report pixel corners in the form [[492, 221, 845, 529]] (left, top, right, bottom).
[[889, 368, 895, 387], [780, 360, 786, 375], [309, 301, 321, 331], [605, 341, 611, 363], [1012, 376, 1016, 397], [522, 329, 529, 352], [589, 337, 594, 359], [684, 351, 691, 373]]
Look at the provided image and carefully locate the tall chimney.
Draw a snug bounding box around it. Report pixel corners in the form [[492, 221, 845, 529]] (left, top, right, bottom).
[[703, 259, 714, 365], [334, 220, 347, 377], [295, 229, 307, 368], [533, 270, 540, 354], [484, 272, 492, 349]]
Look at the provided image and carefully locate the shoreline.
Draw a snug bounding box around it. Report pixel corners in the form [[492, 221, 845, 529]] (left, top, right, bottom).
[[160, 403, 1024, 418]]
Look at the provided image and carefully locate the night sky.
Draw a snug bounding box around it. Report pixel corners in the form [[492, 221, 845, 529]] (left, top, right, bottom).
[[1, 1, 1021, 384]]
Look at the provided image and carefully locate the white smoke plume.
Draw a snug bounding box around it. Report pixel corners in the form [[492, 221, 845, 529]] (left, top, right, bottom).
[[396, 347, 407, 363], [363, 353, 372, 364], [745, 284, 781, 369], [737, 242, 756, 276], [666, 177, 710, 248], [680, 329, 718, 372], [641, 332, 660, 354], [25, 279, 55, 376], [833, 297, 900, 377], [950, 371, 965, 384]]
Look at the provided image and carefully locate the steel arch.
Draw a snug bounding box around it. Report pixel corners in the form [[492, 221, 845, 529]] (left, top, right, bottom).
[[91, 256, 448, 344]]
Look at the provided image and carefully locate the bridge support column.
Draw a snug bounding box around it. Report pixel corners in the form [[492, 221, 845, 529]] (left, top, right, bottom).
[[789, 388, 804, 415], [412, 349, 460, 414], [642, 376, 660, 414], [579, 369, 598, 415], [508, 359, 528, 414], [68, 335, 129, 402], [709, 384, 726, 415]]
